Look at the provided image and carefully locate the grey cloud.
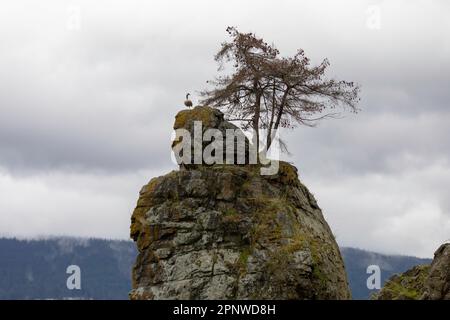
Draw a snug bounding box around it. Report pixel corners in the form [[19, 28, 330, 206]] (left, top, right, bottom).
[[286, 110, 450, 177], [1, 0, 449, 175], [0, 0, 449, 256]]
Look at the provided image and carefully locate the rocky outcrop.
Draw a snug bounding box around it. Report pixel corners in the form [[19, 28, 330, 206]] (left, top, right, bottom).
[[371, 265, 430, 300], [373, 243, 450, 300], [422, 243, 450, 300], [129, 106, 351, 300], [172, 106, 251, 167]]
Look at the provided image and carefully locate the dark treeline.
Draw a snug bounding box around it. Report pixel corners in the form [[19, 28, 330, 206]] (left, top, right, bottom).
[[0, 237, 430, 300], [0, 237, 136, 300]]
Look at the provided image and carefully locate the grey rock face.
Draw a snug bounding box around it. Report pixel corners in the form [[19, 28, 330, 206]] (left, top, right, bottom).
[[422, 243, 450, 300], [129, 107, 351, 300], [172, 106, 251, 167], [373, 243, 450, 300]]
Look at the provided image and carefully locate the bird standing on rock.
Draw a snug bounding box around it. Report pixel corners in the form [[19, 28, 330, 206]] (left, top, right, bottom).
[[184, 93, 193, 108]]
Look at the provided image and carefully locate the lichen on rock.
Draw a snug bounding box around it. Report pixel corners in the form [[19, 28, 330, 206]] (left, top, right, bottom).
[[422, 243, 450, 300], [129, 106, 351, 300]]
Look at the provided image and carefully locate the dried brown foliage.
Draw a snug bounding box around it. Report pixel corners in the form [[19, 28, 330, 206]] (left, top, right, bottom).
[[201, 27, 360, 151]]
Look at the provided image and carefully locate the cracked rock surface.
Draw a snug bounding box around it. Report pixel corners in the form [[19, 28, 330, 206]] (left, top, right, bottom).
[[129, 107, 351, 300]]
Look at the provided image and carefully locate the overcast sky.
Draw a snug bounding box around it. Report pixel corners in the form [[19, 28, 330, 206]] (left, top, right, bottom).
[[0, 0, 449, 258]]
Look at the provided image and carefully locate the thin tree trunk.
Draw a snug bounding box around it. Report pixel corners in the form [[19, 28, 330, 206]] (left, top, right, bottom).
[[249, 78, 264, 163], [266, 80, 277, 150], [253, 91, 261, 157], [270, 88, 289, 149]]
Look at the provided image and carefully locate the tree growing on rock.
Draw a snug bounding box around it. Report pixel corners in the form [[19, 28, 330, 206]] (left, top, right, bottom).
[[201, 27, 360, 153]]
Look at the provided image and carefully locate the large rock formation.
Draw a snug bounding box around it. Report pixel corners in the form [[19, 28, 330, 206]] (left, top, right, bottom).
[[423, 243, 450, 300], [172, 106, 251, 167], [373, 243, 450, 300], [371, 265, 430, 300], [129, 106, 351, 300]]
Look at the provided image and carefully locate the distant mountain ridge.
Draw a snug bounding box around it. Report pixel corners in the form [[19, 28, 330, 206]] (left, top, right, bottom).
[[0, 237, 431, 299], [340, 247, 431, 299], [0, 237, 135, 300]]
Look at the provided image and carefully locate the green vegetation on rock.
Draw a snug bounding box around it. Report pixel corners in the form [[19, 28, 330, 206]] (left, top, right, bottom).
[[372, 265, 430, 300], [129, 106, 351, 300]]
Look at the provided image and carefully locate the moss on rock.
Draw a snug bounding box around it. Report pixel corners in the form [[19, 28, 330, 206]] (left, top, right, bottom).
[[129, 107, 351, 300], [372, 265, 430, 300]]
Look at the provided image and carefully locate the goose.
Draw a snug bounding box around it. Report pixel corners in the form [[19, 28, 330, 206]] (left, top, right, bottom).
[[184, 93, 193, 108]]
